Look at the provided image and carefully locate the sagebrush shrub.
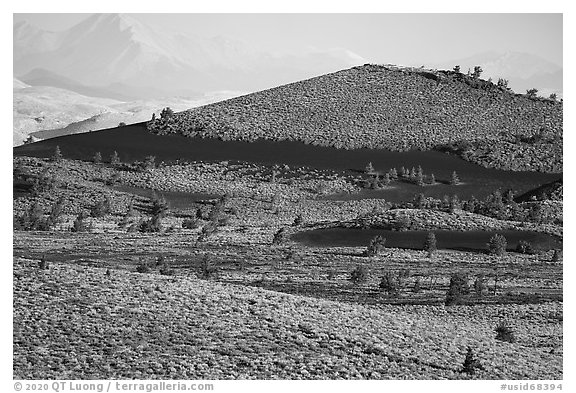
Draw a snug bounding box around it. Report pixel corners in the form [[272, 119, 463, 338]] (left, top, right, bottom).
[[365, 235, 386, 257], [136, 262, 151, 273], [445, 272, 470, 306], [182, 218, 199, 229], [515, 240, 534, 254], [461, 347, 482, 374], [350, 265, 369, 284], [495, 321, 516, 343], [200, 256, 218, 279]]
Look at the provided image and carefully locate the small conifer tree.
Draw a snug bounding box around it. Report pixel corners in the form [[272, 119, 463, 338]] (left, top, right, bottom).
[[423, 232, 437, 258]]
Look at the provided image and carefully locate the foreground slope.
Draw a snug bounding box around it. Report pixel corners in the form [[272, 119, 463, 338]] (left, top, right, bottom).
[[14, 257, 562, 379], [149, 64, 562, 172]]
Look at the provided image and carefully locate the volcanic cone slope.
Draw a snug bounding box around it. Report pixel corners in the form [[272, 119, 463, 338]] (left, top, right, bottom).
[[149, 64, 562, 172]]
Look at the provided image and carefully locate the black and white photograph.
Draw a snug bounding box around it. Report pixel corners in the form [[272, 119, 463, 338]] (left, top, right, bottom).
[[9, 2, 568, 389]]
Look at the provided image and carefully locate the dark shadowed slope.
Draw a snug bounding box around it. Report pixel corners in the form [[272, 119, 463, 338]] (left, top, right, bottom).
[[13, 122, 560, 200], [515, 179, 563, 202]]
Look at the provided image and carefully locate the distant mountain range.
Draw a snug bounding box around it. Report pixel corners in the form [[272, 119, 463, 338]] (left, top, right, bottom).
[[14, 13, 366, 98]]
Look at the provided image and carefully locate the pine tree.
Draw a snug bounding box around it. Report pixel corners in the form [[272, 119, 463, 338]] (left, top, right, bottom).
[[382, 172, 391, 186], [450, 171, 460, 185], [52, 145, 62, 162], [93, 152, 102, 164], [160, 107, 174, 119], [487, 234, 507, 256], [472, 65, 483, 79], [415, 168, 424, 186], [110, 151, 120, 166], [449, 195, 461, 212], [526, 88, 539, 98], [365, 162, 375, 174], [423, 232, 437, 258]]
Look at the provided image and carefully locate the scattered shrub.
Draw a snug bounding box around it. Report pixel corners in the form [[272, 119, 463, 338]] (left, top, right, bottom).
[[365, 235, 386, 257], [14, 202, 49, 231], [199, 221, 218, 240], [495, 321, 516, 343], [182, 218, 200, 229], [461, 347, 482, 374], [38, 256, 49, 270], [91, 197, 111, 218], [473, 275, 486, 297], [293, 214, 303, 226], [515, 240, 534, 254], [141, 155, 157, 171], [272, 227, 288, 245], [445, 272, 470, 306], [31, 170, 56, 196], [93, 152, 102, 164], [379, 272, 402, 296], [139, 217, 162, 233], [139, 194, 169, 233], [136, 262, 151, 273], [350, 265, 369, 284], [105, 173, 121, 186], [71, 212, 87, 233], [200, 255, 218, 279], [159, 263, 175, 276], [393, 215, 411, 231]]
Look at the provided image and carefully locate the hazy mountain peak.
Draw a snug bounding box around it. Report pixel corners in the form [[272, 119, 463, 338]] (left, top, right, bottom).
[[14, 13, 367, 95]]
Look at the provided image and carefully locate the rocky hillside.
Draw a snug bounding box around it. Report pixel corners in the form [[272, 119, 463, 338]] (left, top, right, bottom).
[[148, 64, 562, 172]]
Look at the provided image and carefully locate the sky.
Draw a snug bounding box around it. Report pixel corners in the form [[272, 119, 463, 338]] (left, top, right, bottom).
[[13, 13, 563, 67]]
